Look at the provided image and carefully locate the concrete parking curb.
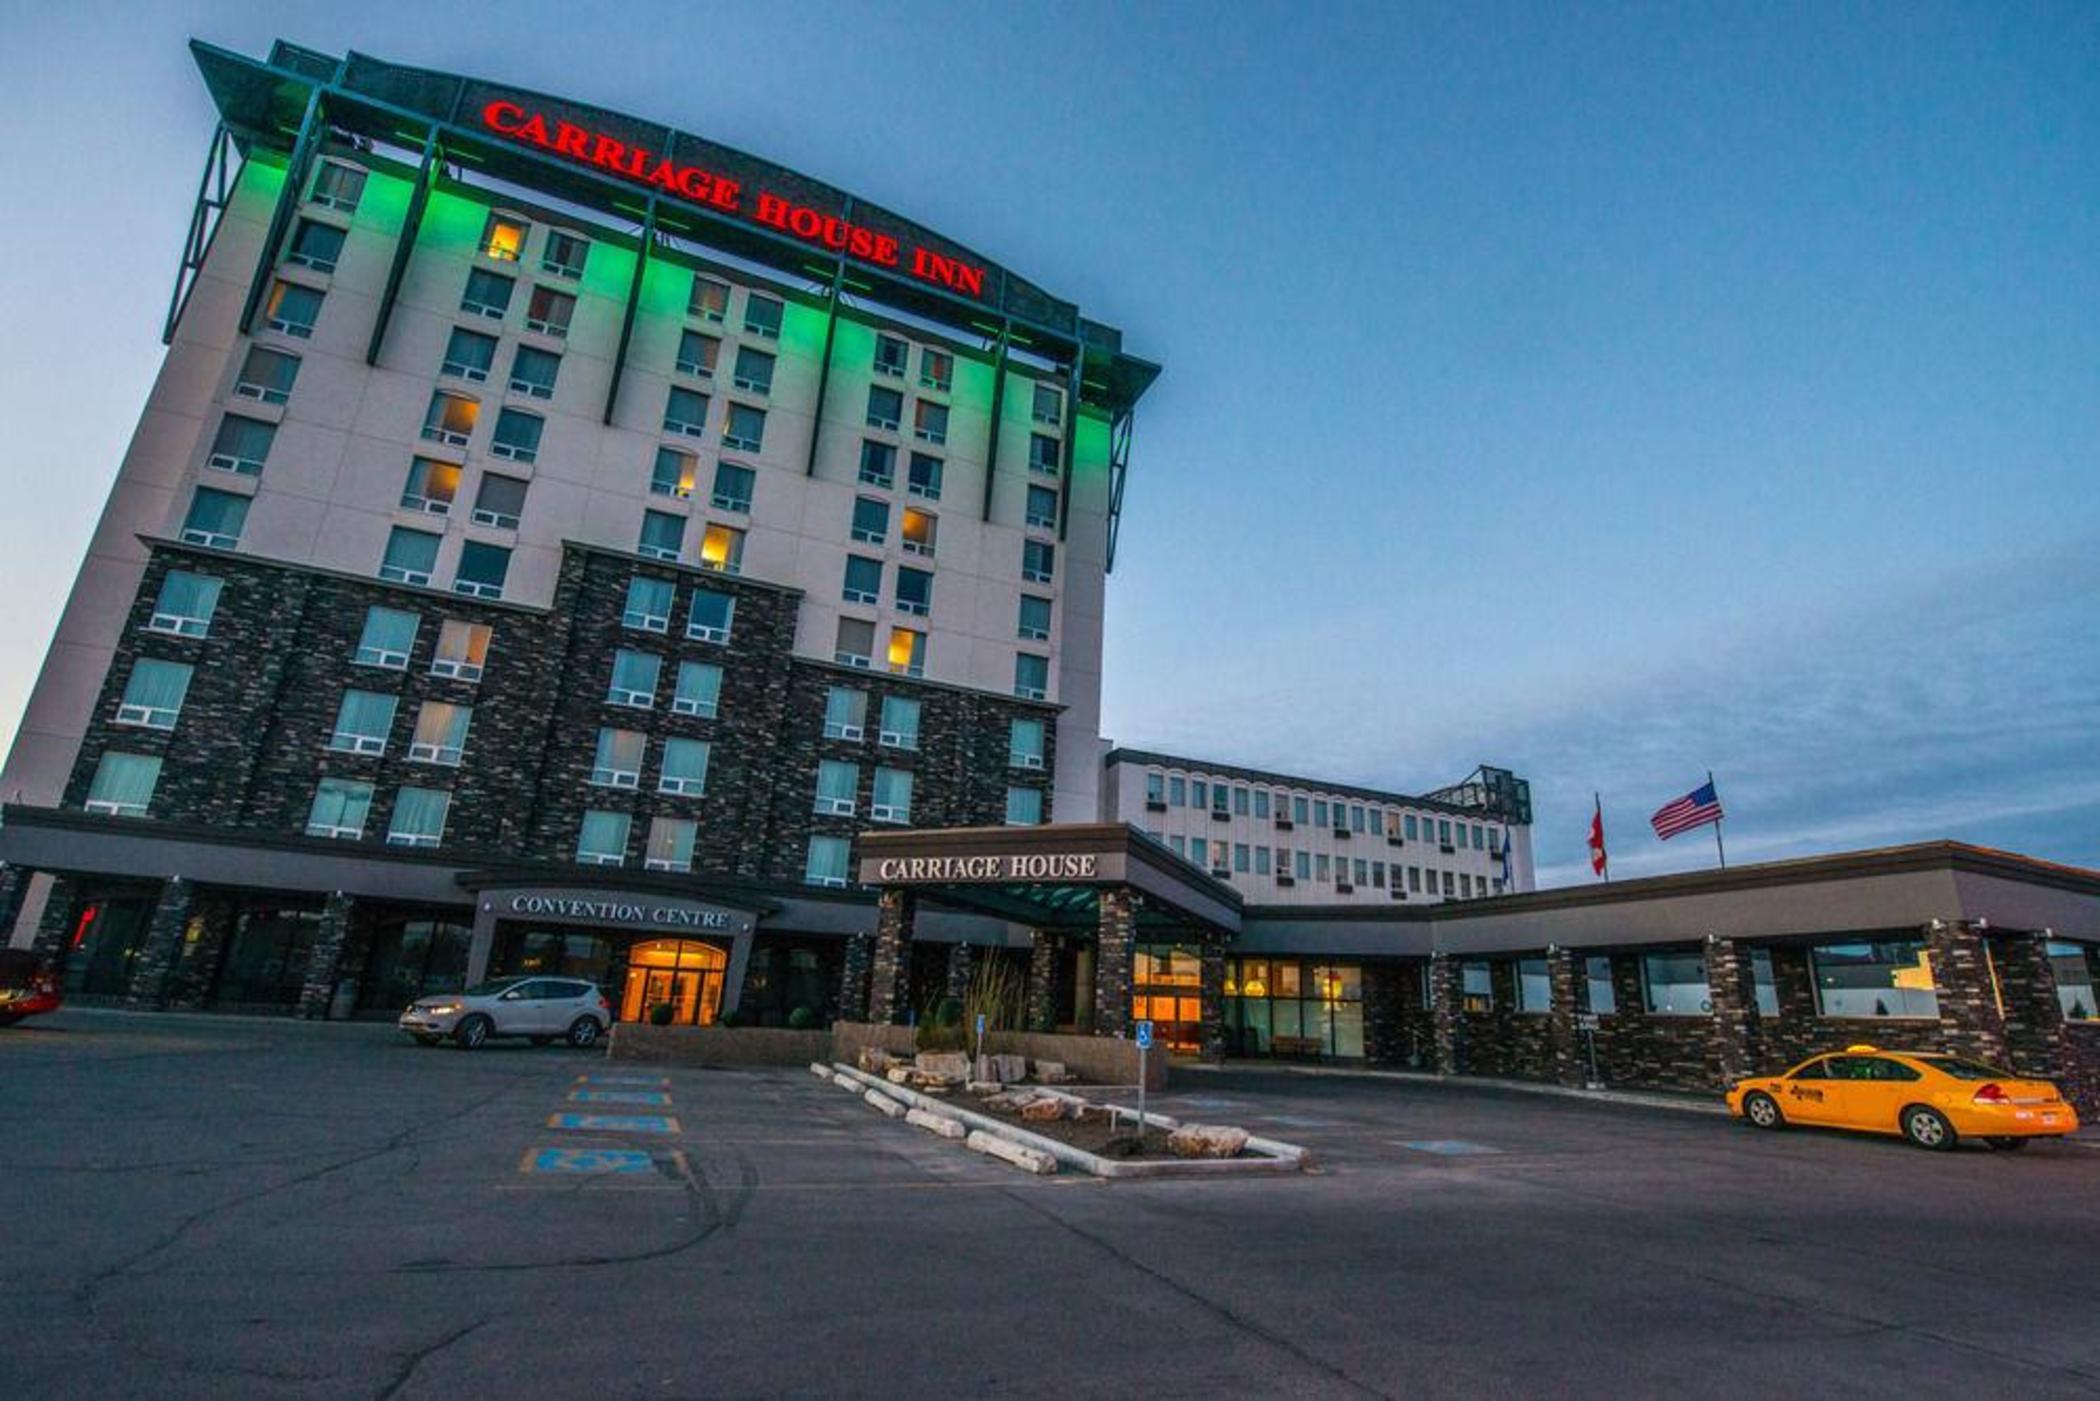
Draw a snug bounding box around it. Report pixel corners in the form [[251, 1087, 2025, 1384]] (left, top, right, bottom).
[[863, 1088, 908, 1118], [906, 1107, 967, 1139], [966, 1129, 1057, 1174]]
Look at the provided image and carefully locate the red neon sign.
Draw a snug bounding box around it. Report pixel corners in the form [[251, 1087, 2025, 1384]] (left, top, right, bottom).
[[480, 102, 988, 299]]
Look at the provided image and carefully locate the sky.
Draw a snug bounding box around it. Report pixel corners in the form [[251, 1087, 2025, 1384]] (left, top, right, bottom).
[[0, 1, 2094, 885]]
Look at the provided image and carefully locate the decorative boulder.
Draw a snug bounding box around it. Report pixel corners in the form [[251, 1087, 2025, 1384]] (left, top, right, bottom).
[[975, 1053, 1028, 1085], [857, 1047, 896, 1073], [1167, 1124, 1249, 1159], [914, 1051, 971, 1084], [1032, 1060, 1073, 1084], [885, 1066, 914, 1084], [1019, 1096, 1070, 1123]]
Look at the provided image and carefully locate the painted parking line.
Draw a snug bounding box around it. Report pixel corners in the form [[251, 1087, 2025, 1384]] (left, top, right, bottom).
[[547, 1113, 681, 1134], [1397, 1140, 1502, 1156], [569, 1089, 672, 1106], [520, 1147, 659, 1174], [575, 1074, 670, 1088], [1260, 1114, 1337, 1129]]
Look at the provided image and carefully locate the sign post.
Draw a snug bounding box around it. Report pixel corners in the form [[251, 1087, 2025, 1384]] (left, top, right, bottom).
[[1576, 1012, 1602, 1089], [1134, 1019, 1154, 1143]]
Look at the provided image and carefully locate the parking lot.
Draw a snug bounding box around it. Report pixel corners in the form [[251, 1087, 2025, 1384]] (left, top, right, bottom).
[[3, 1011, 2097, 1398]]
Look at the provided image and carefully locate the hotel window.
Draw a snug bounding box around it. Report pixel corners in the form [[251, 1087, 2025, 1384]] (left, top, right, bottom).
[[872, 767, 913, 824], [1472, 824, 1485, 850], [842, 555, 882, 605], [1295, 851, 1310, 879], [1235, 844, 1251, 873], [422, 390, 478, 447], [874, 334, 909, 378], [1212, 785, 1230, 817], [431, 619, 491, 681], [859, 441, 896, 488], [1192, 780, 1208, 808], [1809, 941, 1938, 1018], [1585, 956, 1616, 1014], [1351, 804, 1366, 833], [1255, 847, 1271, 875], [591, 727, 646, 788], [380, 527, 440, 586], [1170, 836, 1185, 857], [1028, 432, 1059, 475], [2050, 943, 2099, 1021], [401, 458, 460, 516], [1461, 962, 1493, 1012], [879, 695, 920, 749], [1441, 871, 1455, 896], [1168, 776, 1185, 806], [310, 160, 366, 212], [234, 345, 300, 404], [652, 446, 698, 499], [1405, 813, 1419, 840], [743, 293, 783, 340], [606, 648, 661, 707], [834, 617, 875, 668], [623, 576, 673, 632], [264, 280, 323, 337], [645, 816, 698, 873], [887, 626, 925, 677], [1641, 951, 1711, 1016], [288, 218, 346, 274], [637, 510, 684, 561], [461, 268, 514, 319], [664, 386, 710, 438], [1031, 381, 1062, 426], [1005, 786, 1044, 826], [386, 787, 451, 849], [575, 810, 631, 867], [1191, 838, 1209, 868], [1025, 484, 1058, 530], [115, 659, 191, 730], [408, 701, 471, 766], [866, 386, 903, 431], [815, 760, 858, 815], [1234, 786, 1251, 816], [481, 213, 528, 262], [472, 474, 527, 530], [1018, 594, 1052, 641], [1010, 717, 1046, 770], [1291, 795, 1309, 825], [698, 523, 745, 574], [489, 408, 542, 463], [724, 404, 766, 452], [1458, 874, 1472, 899], [84, 752, 161, 818], [329, 689, 399, 755], [895, 567, 932, 618], [1313, 800, 1329, 828], [1751, 947, 1780, 1016], [906, 452, 942, 500], [919, 348, 953, 393], [1371, 861, 1385, 887], [1354, 858, 1369, 887], [900, 508, 937, 558], [509, 345, 560, 399], [541, 230, 589, 279], [733, 346, 775, 394], [805, 835, 850, 888], [689, 274, 730, 323], [913, 401, 948, 445], [1369, 809, 1384, 836], [1515, 958, 1551, 1013], [206, 414, 274, 477], [1438, 818, 1454, 849], [1315, 854, 1330, 882], [525, 285, 574, 336], [1145, 772, 1166, 805], [850, 496, 888, 544], [1253, 789, 1271, 819], [150, 570, 224, 639], [1014, 652, 1049, 700], [687, 587, 735, 644], [711, 462, 755, 513], [1022, 540, 1054, 583], [673, 661, 723, 718], [677, 329, 719, 378], [305, 778, 374, 840], [659, 738, 711, 796], [824, 686, 868, 740], [1407, 866, 1421, 893]]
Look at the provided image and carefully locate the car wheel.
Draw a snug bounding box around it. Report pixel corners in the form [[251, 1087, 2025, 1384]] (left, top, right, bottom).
[[566, 1016, 602, 1049], [1743, 1092, 1784, 1130], [1986, 1136, 2029, 1151], [454, 1014, 492, 1050], [1901, 1105, 1957, 1151]]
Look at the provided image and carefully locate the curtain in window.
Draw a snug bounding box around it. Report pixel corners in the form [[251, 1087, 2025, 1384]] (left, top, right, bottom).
[[390, 787, 451, 842]]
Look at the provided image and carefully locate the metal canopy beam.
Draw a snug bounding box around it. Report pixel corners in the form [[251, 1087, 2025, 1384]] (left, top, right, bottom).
[[163, 123, 236, 345], [364, 126, 440, 366], [235, 86, 325, 337], [978, 322, 1012, 522], [803, 241, 851, 477], [603, 198, 660, 425]]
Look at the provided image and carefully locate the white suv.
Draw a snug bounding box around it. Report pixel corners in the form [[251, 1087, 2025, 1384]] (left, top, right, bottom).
[[400, 977, 611, 1050]]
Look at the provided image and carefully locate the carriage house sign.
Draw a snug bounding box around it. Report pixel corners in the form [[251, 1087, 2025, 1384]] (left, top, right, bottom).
[[868, 853, 1101, 884]]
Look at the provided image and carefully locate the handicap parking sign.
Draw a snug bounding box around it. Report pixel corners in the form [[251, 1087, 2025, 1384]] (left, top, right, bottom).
[[1135, 1020, 1154, 1051]]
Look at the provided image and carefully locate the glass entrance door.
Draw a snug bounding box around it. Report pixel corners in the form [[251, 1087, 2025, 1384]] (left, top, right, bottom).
[[619, 939, 728, 1025]]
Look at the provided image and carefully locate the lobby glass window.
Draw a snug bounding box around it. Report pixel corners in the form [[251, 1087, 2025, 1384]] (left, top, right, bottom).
[[1025, 484, 1058, 530], [851, 496, 889, 544], [913, 401, 948, 445], [834, 617, 875, 668], [509, 345, 560, 399], [206, 414, 274, 476], [305, 778, 374, 839], [380, 527, 440, 585], [607, 649, 661, 707], [677, 329, 720, 378], [1010, 717, 1046, 770], [525, 285, 574, 336], [431, 620, 491, 681], [1810, 941, 1938, 1018], [310, 160, 366, 212], [542, 230, 589, 279], [723, 404, 766, 452], [1586, 956, 1617, 1014], [2050, 942, 2098, 1021], [895, 567, 933, 617], [688, 588, 735, 644], [645, 817, 698, 873], [423, 390, 478, 446], [887, 626, 925, 676], [461, 268, 514, 319], [1031, 381, 1062, 426], [652, 446, 698, 499], [712, 462, 755, 513], [329, 689, 398, 755], [576, 810, 631, 866], [805, 835, 850, 888], [699, 523, 744, 574], [1028, 432, 1059, 475], [401, 457, 460, 515], [743, 292, 783, 339], [859, 440, 896, 487], [689, 274, 729, 322], [1223, 958, 1363, 1058], [356, 918, 473, 1010], [623, 576, 674, 632], [901, 507, 937, 557], [453, 541, 511, 600], [84, 752, 161, 817], [489, 408, 542, 462], [1006, 786, 1044, 826], [1018, 594, 1052, 641], [638, 509, 685, 561], [150, 570, 224, 639], [1460, 961, 1493, 1012], [842, 555, 882, 605], [815, 760, 858, 815], [1014, 652, 1049, 700], [116, 659, 191, 730], [733, 346, 775, 394], [879, 695, 920, 749], [441, 327, 497, 381], [673, 661, 723, 718], [872, 767, 913, 824], [1751, 947, 1780, 1017], [907, 452, 943, 500], [1022, 540, 1054, 583], [659, 738, 711, 796], [1641, 951, 1711, 1015], [235, 345, 300, 404], [824, 686, 868, 740], [1515, 958, 1551, 1013], [481, 212, 528, 262], [919, 348, 953, 393], [265, 280, 323, 337], [409, 701, 471, 766], [665, 386, 710, 437], [591, 727, 646, 788], [866, 385, 903, 431], [874, 334, 909, 378]]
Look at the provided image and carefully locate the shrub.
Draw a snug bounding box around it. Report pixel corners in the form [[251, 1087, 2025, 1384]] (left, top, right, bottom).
[[786, 1004, 819, 1031], [716, 1006, 745, 1028], [915, 995, 966, 1052], [647, 1002, 674, 1027]]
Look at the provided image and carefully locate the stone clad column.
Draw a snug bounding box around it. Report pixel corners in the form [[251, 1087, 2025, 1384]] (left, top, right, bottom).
[[1198, 938, 1227, 1064], [0, 864, 29, 942], [1924, 919, 2009, 1065], [1546, 948, 1585, 1087], [1704, 936, 1757, 1090], [1026, 930, 1060, 1032], [1987, 931, 2067, 1076], [28, 875, 82, 974], [866, 888, 916, 1025], [295, 893, 359, 1020], [1429, 951, 1463, 1075], [837, 934, 873, 1022], [1092, 887, 1136, 1039], [124, 877, 198, 1009]]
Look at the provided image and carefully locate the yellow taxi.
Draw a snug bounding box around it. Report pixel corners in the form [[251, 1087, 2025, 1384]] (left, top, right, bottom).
[[1727, 1045, 2079, 1151]]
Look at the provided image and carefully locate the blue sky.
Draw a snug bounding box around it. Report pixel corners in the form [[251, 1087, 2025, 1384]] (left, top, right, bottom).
[[1, 2, 2094, 883]]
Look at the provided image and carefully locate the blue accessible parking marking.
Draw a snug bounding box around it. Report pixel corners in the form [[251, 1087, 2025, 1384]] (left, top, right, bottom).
[[522, 1147, 658, 1175], [548, 1113, 681, 1134], [1398, 1140, 1501, 1156], [569, 1089, 671, 1106], [575, 1075, 669, 1088]]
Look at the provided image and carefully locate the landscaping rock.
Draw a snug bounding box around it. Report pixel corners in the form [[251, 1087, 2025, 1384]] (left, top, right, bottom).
[[914, 1051, 971, 1083], [965, 1080, 1004, 1095], [1032, 1060, 1074, 1084], [984, 1090, 1038, 1113], [1019, 1096, 1070, 1123], [1167, 1124, 1249, 1159], [885, 1066, 914, 1084], [975, 1053, 1028, 1085], [857, 1047, 896, 1073]]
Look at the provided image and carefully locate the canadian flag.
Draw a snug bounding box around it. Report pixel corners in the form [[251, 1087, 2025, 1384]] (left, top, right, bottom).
[[1587, 798, 1608, 879]]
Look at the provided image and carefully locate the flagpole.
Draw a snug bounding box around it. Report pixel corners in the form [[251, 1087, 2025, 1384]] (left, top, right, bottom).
[[1708, 770, 1726, 870]]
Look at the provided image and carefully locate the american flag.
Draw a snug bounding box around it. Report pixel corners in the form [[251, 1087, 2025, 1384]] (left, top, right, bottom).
[[1651, 781, 1723, 840]]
